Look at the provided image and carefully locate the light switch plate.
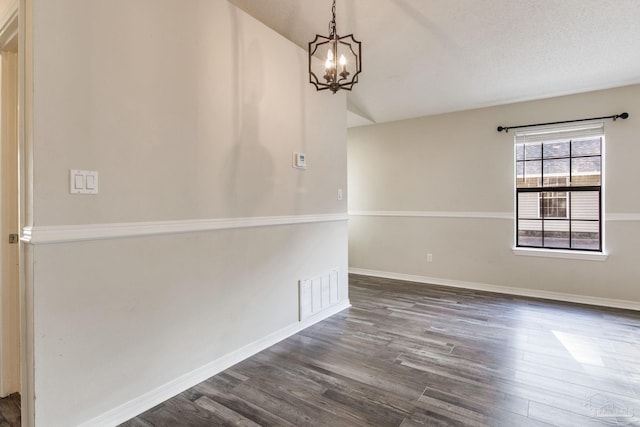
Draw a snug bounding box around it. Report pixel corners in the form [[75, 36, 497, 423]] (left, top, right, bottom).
[[70, 169, 99, 194]]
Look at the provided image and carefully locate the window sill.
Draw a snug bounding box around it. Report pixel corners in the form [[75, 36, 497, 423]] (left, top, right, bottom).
[[512, 247, 608, 261]]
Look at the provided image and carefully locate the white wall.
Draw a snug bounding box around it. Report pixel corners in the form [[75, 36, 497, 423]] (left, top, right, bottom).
[[24, 1, 348, 425], [349, 84, 640, 304]]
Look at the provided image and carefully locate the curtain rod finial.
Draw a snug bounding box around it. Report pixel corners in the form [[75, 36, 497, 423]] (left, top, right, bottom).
[[618, 112, 629, 120], [497, 126, 508, 133]]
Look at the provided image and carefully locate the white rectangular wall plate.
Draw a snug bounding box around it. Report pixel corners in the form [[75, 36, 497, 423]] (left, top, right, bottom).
[[70, 169, 99, 194], [299, 268, 339, 321], [293, 152, 307, 169]]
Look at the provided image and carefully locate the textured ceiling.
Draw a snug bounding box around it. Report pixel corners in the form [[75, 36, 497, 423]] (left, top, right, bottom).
[[228, 0, 640, 127]]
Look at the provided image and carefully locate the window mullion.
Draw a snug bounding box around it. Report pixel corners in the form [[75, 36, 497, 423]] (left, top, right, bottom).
[[541, 143, 545, 247]]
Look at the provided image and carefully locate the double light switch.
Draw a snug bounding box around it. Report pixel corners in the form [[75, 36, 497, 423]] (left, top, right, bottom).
[[70, 169, 99, 194]]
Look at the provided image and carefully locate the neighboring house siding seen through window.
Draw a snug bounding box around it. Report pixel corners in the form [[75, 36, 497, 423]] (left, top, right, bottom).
[[515, 123, 603, 252]]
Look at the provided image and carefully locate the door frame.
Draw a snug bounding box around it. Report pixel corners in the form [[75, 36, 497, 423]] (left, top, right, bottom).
[[0, 0, 19, 399]]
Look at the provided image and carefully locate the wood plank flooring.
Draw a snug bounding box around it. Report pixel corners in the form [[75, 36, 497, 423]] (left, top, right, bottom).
[[116, 274, 639, 425], [3, 275, 638, 426], [0, 275, 592, 427], [0, 393, 20, 427]]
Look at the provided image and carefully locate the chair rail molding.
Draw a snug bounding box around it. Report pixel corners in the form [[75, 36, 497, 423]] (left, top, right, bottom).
[[349, 210, 640, 221], [21, 213, 349, 244], [349, 210, 513, 219]]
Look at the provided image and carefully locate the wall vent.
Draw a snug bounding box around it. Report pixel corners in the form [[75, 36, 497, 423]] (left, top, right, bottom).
[[299, 269, 339, 321]]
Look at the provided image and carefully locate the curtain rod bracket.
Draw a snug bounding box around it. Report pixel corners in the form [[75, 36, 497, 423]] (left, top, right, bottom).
[[497, 112, 629, 133]]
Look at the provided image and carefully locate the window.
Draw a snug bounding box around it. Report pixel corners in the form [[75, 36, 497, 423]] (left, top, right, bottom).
[[515, 123, 603, 252], [540, 191, 568, 218]]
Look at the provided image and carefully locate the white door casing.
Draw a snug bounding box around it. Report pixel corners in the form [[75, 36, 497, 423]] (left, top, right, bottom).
[[0, 0, 19, 398]]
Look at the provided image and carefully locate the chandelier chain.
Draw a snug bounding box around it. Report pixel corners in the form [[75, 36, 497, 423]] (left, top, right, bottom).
[[329, 0, 337, 37]]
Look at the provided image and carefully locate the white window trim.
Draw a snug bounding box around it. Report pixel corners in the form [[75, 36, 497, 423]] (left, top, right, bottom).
[[513, 121, 605, 257], [512, 247, 608, 261]]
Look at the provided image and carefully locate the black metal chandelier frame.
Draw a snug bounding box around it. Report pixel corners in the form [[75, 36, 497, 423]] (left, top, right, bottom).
[[308, 0, 362, 93]]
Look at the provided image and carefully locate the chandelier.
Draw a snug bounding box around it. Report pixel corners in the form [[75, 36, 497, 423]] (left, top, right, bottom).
[[308, 0, 362, 93]]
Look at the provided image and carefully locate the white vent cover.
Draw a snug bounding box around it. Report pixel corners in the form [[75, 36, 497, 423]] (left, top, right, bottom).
[[299, 269, 339, 321]]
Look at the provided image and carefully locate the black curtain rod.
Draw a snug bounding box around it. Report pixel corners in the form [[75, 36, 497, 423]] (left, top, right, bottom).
[[497, 112, 629, 133]]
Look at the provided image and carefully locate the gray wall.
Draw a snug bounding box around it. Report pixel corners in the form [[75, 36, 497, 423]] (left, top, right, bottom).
[[348, 84, 640, 304], [25, 1, 348, 425]]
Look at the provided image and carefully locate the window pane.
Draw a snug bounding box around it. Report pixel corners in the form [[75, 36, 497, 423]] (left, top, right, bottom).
[[521, 160, 541, 187], [570, 191, 599, 220], [518, 220, 542, 247], [543, 140, 570, 159], [572, 138, 601, 157], [516, 162, 525, 187], [543, 159, 569, 184], [518, 193, 539, 219], [571, 221, 600, 250], [543, 176, 569, 187], [540, 192, 568, 218], [572, 157, 601, 185], [516, 144, 524, 161], [543, 220, 570, 248], [524, 143, 542, 160]]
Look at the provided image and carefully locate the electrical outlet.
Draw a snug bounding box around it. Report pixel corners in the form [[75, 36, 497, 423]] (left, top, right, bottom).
[[427, 253, 433, 262], [337, 188, 343, 201]]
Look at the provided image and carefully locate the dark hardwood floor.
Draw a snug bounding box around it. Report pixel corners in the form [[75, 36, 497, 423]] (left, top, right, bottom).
[[0, 393, 20, 426], [3, 276, 638, 426], [122, 275, 640, 427], [119, 274, 638, 425], [2, 275, 638, 426]]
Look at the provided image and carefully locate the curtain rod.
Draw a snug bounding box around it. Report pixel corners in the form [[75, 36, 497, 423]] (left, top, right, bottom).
[[497, 112, 629, 133]]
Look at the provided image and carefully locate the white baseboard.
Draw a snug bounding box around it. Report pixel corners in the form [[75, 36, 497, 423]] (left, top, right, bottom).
[[79, 300, 351, 427], [349, 267, 640, 312]]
